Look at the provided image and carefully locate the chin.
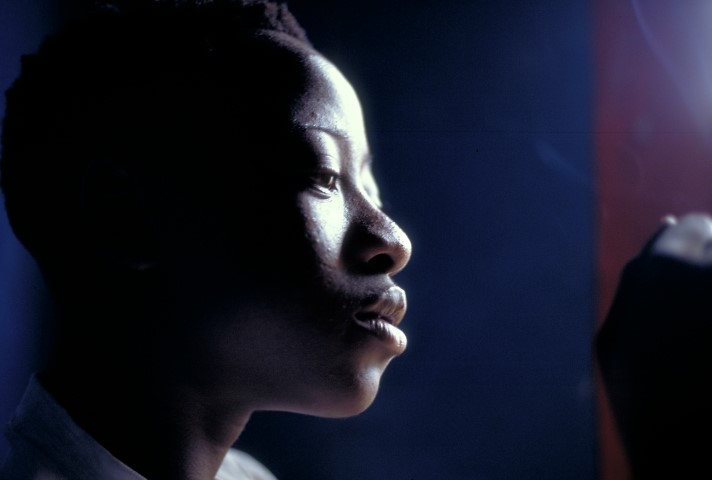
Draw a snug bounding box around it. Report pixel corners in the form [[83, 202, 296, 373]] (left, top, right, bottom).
[[288, 362, 389, 419]]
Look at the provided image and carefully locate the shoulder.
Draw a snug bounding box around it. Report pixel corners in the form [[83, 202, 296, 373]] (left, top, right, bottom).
[[216, 449, 277, 480]]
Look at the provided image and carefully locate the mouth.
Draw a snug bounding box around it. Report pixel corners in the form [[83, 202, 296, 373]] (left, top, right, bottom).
[[352, 286, 408, 354]]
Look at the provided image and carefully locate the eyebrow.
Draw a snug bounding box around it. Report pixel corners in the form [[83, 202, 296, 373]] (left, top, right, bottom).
[[300, 124, 351, 140], [299, 124, 374, 168]]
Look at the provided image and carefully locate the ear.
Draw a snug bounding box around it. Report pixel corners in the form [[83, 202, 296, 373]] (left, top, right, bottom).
[[79, 159, 158, 271]]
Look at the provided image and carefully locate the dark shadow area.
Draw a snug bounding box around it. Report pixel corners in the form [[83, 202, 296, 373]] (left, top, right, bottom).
[[1, 2, 595, 479]]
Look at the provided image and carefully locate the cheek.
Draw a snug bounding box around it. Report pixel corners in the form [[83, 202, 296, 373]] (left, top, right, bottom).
[[301, 195, 348, 269]]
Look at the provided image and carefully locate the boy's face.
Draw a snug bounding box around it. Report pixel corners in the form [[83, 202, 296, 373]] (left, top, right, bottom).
[[154, 42, 412, 417]]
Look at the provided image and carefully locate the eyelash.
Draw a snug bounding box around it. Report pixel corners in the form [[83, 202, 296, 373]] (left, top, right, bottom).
[[310, 170, 339, 192]]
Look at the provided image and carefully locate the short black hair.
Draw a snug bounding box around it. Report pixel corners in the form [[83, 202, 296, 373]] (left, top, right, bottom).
[[1, 0, 313, 271]]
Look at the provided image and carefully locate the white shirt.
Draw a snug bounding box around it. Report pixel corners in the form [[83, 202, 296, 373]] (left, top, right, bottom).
[[0, 376, 277, 480]]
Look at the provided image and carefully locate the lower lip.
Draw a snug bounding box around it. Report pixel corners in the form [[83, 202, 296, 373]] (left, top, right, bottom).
[[353, 318, 407, 354]]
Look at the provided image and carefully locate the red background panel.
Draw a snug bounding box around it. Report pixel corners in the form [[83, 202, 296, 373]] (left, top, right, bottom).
[[595, 1, 712, 478]]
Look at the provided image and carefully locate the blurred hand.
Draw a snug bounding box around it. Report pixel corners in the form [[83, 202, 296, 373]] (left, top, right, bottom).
[[596, 213, 712, 478]]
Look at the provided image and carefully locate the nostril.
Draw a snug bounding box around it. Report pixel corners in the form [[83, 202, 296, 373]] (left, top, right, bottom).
[[366, 253, 395, 274], [343, 213, 411, 275]]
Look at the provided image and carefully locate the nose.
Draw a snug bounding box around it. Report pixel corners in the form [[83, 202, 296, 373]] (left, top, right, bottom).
[[344, 210, 412, 276]]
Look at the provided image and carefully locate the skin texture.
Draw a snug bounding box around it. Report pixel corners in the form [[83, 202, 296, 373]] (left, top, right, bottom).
[[41, 37, 411, 480]]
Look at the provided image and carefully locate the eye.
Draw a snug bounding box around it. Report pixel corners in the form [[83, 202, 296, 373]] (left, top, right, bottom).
[[311, 170, 339, 192]]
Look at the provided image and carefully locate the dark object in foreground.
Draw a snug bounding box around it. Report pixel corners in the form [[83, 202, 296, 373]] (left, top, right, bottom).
[[597, 246, 712, 478]]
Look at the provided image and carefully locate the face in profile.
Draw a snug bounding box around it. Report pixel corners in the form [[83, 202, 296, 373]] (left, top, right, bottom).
[[151, 37, 412, 418]]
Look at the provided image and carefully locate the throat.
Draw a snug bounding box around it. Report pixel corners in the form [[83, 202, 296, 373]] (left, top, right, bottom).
[[39, 365, 251, 480]]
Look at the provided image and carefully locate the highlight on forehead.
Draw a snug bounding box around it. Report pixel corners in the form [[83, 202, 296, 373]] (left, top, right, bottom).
[[287, 55, 367, 139]]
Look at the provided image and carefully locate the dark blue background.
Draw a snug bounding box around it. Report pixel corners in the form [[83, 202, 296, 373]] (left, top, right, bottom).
[[1, 1, 595, 479]]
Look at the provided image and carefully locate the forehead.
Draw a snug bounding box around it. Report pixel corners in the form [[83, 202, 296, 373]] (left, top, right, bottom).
[[265, 33, 367, 145], [291, 54, 366, 139]]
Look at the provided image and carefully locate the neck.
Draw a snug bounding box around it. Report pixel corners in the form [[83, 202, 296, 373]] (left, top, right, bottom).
[[42, 309, 252, 480]]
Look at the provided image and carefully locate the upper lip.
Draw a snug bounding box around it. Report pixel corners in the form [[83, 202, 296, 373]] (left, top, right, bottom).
[[354, 286, 407, 326]]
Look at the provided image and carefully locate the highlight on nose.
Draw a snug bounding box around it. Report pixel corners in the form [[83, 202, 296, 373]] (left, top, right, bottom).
[[345, 217, 412, 276]]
